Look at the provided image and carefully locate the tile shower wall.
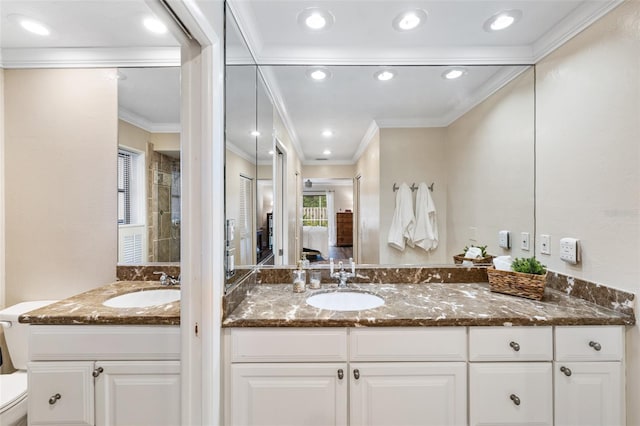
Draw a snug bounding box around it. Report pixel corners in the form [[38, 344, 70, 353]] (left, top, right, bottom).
[[147, 143, 181, 262]]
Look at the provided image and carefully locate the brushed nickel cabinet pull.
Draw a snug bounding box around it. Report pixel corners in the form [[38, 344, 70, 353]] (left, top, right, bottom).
[[337, 369, 344, 380], [589, 341, 602, 351], [49, 393, 61, 405], [509, 341, 520, 352], [510, 394, 521, 406], [560, 366, 572, 376], [92, 367, 104, 377], [353, 369, 360, 380]]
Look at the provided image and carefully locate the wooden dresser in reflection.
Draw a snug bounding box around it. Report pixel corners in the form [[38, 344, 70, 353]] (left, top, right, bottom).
[[336, 212, 353, 247]]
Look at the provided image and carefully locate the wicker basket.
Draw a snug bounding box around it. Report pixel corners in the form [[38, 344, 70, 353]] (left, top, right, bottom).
[[453, 254, 494, 265], [486, 267, 547, 300]]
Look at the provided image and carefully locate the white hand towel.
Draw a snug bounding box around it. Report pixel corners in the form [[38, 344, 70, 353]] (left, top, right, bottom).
[[412, 182, 439, 251], [387, 183, 415, 251]]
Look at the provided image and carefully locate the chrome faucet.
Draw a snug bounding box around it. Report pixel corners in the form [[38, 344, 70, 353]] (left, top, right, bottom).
[[153, 271, 180, 286], [330, 258, 355, 288]]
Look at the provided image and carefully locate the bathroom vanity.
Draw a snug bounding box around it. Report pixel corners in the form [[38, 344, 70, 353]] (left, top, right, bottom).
[[19, 281, 181, 426], [222, 281, 633, 426]]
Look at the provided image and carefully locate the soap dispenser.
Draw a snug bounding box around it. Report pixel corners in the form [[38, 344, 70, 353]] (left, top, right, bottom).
[[293, 261, 306, 293]]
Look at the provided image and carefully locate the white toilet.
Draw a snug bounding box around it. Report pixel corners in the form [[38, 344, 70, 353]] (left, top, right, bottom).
[[0, 301, 56, 426]]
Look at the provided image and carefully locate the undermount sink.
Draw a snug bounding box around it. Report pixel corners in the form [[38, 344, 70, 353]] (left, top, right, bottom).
[[103, 289, 180, 308], [306, 290, 384, 311]]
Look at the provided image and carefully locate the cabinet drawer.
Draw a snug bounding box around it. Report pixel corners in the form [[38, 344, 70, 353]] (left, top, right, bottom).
[[28, 361, 95, 426], [350, 327, 466, 361], [555, 326, 623, 361], [231, 328, 348, 362], [470, 362, 552, 426], [469, 326, 552, 361]]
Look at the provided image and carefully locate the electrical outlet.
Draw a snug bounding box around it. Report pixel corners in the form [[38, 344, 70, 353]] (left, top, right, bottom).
[[540, 234, 551, 255], [521, 232, 530, 251], [498, 230, 510, 249]]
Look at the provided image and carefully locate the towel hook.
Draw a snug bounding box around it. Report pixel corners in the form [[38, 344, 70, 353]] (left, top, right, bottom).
[[392, 183, 399, 192], [428, 182, 434, 192], [410, 183, 418, 192]]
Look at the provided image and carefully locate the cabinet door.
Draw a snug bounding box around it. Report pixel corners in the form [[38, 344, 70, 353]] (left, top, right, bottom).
[[469, 362, 552, 426], [350, 362, 466, 426], [28, 361, 95, 426], [231, 363, 348, 426], [554, 361, 623, 426], [94, 361, 180, 426]]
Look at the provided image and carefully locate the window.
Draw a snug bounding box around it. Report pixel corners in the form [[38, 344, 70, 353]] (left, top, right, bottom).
[[117, 150, 132, 224], [303, 194, 328, 227]]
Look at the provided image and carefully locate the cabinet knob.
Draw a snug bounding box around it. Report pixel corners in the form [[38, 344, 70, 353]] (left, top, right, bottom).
[[353, 369, 360, 380], [509, 341, 521, 352], [510, 394, 521, 406], [589, 341, 602, 351], [48, 393, 61, 405], [337, 369, 344, 380], [560, 366, 572, 376], [92, 367, 104, 377]]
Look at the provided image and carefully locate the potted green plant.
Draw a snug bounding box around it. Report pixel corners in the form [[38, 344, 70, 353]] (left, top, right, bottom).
[[487, 256, 548, 300], [453, 245, 494, 265]]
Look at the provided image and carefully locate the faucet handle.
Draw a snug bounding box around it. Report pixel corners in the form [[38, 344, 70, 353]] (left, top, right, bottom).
[[153, 271, 168, 285]]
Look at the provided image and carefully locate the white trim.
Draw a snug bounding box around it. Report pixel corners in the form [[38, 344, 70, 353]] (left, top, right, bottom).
[[0, 47, 180, 69], [225, 0, 263, 64], [226, 140, 257, 165], [351, 120, 379, 163], [532, 0, 623, 62], [119, 108, 181, 133], [376, 118, 448, 129], [0, 69, 4, 309], [303, 159, 356, 166]]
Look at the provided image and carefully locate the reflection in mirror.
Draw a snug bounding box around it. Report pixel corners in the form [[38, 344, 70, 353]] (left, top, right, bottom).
[[256, 65, 535, 267], [225, 4, 258, 279], [117, 67, 181, 264]]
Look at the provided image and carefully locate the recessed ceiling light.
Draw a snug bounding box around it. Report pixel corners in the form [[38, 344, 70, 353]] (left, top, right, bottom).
[[297, 8, 334, 31], [250, 131, 260, 137], [143, 17, 168, 34], [20, 18, 50, 36], [442, 68, 467, 80], [322, 130, 333, 137], [374, 69, 396, 81], [392, 9, 427, 31], [306, 66, 332, 81], [268, 150, 275, 155], [323, 149, 332, 155], [484, 10, 522, 32]]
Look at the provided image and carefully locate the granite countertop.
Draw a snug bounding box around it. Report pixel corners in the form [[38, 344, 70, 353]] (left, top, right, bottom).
[[19, 281, 180, 325], [222, 282, 635, 327]]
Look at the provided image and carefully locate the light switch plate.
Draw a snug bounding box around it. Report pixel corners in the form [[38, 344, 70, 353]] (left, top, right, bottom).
[[540, 234, 550, 255], [521, 232, 530, 251], [498, 230, 510, 249], [560, 237, 580, 264]]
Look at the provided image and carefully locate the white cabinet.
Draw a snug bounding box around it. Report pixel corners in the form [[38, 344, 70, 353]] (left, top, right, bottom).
[[469, 362, 552, 426], [469, 327, 553, 426], [350, 362, 466, 426], [554, 326, 624, 426], [231, 363, 348, 426], [28, 325, 181, 426]]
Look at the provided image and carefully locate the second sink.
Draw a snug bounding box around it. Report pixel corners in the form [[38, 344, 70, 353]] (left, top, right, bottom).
[[306, 290, 384, 311], [103, 289, 180, 308]]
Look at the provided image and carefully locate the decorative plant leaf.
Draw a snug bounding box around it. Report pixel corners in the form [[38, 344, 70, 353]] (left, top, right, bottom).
[[511, 257, 547, 275]]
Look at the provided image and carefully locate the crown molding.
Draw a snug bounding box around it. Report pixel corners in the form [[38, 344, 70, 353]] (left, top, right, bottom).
[[351, 120, 380, 163], [119, 108, 180, 133], [226, 0, 263, 64], [377, 118, 448, 128], [0, 47, 180, 69], [226, 140, 257, 165], [532, 0, 623, 62], [302, 159, 356, 166], [257, 66, 305, 162]]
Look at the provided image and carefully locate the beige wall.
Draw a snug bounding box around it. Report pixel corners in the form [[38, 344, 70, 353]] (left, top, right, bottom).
[[355, 128, 380, 264], [225, 148, 256, 264], [378, 127, 448, 264], [447, 68, 535, 261], [149, 132, 180, 153], [302, 164, 356, 179], [118, 120, 149, 152], [533, 2, 639, 423], [4, 68, 118, 305]]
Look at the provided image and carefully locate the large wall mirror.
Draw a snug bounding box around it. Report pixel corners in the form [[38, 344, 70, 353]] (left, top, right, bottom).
[[117, 67, 181, 264], [224, 6, 535, 285]]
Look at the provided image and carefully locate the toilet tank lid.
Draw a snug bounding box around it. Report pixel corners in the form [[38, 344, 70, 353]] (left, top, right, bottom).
[[0, 371, 27, 409], [0, 301, 58, 322]]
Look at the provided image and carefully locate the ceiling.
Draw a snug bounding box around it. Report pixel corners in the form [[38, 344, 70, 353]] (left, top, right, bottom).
[[226, 0, 621, 164], [0, 0, 623, 159]]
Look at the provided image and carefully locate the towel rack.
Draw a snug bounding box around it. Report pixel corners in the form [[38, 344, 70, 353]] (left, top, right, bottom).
[[392, 182, 434, 192]]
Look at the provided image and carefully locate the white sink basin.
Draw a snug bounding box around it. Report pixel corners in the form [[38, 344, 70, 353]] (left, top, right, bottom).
[[103, 289, 180, 308], [306, 291, 384, 311]]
